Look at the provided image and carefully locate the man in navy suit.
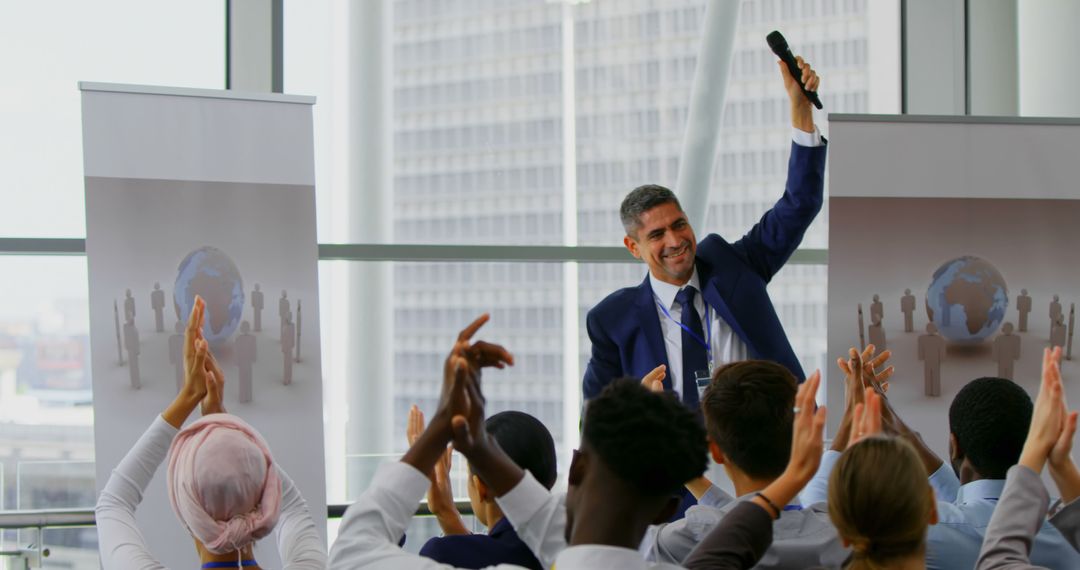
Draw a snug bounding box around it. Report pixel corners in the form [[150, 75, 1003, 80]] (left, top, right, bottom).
[[584, 55, 825, 410]]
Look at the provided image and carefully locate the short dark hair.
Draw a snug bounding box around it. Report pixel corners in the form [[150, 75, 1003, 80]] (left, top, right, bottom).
[[702, 361, 797, 479], [620, 184, 682, 237], [948, 377, 1032, 479], [582, 379, 707, 497], [483, 411, 558, 489]]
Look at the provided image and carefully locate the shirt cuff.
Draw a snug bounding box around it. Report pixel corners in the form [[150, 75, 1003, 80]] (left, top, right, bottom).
[[383, 461, 432, 508], [792, 126, 823, 147], [929, 461, 962, 503], [495, 471, 548, 525]]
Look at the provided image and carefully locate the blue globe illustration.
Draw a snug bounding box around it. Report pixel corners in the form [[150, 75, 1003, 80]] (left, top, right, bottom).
[[925, 255, 1008, 342], [173, 246, 245, 345]]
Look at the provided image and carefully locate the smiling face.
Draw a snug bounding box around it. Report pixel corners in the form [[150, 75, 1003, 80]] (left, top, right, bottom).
[[624, 202, 697, 286]]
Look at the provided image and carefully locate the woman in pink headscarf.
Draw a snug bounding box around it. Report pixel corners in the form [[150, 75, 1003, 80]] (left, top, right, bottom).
[[96, 296, 326, 569]]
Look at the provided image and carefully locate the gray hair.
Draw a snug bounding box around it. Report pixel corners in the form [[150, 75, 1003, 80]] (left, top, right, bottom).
[[620, 184, 682, 237]]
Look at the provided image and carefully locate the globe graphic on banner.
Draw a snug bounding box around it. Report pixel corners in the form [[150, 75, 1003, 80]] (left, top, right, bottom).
[[925, 255, 1008, 342], [173, 246, 245, 345]]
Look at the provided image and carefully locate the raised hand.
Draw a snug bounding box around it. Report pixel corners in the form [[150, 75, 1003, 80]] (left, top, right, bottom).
[[642, 364, 667, 393], [779, 55, 820, 132], [201, 349, 227, 415], [848, 387, 883, 450], [407, 404, 426, 447], [752, 370, 827, 518], [182, 296, 210, 401], [163, 296, 212, 428], [404, 315, 513, 479], [1020, 347, 1068, 473], [786, 371, 828, 483]]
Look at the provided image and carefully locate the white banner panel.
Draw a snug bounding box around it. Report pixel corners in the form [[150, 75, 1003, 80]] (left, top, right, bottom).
[[827, 114, 1080, 463], [82, 83, 325, 569]]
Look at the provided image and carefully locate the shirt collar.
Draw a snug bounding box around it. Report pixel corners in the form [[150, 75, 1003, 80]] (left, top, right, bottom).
[[554, 544, 656, 569], [649, 268, 701, 310], [956, 478, 1006, 503], [488, 516, 513, 538]]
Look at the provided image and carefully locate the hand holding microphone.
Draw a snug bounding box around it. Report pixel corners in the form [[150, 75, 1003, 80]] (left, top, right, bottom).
[[767, 31, 823, 110]]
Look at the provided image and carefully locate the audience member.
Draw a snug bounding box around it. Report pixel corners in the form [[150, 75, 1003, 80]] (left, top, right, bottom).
[[328, 314, 707, 569], [643, 361, 860, 568], [406, 405, 557, 570], [680, 373, 829, 569], [802, 346, 1080, 569], [95, 296, 326, 570], [978, 347, 1080, 569]]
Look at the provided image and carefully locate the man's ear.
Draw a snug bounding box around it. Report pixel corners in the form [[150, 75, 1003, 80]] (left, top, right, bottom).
[[709, 439, 726, 465], [948, 433, 961, 463], [568, 449, 587, 487], [623, 234, 642, 259], [651, 495, 680, 525]]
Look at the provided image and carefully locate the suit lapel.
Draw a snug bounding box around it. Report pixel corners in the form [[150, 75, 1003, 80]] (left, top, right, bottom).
[[696, 258, 760, 359], [637, 276, 672, 390]]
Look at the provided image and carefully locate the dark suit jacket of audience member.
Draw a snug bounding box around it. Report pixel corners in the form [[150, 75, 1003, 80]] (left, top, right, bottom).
[[418, 517, 543, 570]]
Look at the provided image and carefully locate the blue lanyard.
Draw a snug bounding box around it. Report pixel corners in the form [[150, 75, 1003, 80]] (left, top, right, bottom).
[[656, 292, 714, 370], [782, 504, 803, 511], [201, 562, 257, 569]]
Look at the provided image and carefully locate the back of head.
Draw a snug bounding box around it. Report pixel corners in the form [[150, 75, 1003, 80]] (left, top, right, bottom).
[[167, 414, 282, 554], [701, 360, 796, 479], [620, 184, 681, 236], [483, 411, 558, 489], [949, 377, 1032, 479], [582, 379, 707, 497], [828, 436, 933, 569]]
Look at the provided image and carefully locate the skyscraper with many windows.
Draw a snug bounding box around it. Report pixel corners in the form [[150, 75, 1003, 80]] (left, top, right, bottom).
[[390, 0, 872, 458]]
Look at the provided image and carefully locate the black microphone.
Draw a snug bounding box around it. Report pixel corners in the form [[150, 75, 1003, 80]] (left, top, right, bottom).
[[766, 31, 823, 109]]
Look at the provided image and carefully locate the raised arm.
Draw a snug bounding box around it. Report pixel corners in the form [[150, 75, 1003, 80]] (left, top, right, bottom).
[[96, 297, 211, 570], [978, 347, 1073, 569], [331, 314, 511, 569], [730, 55, 825, 281]]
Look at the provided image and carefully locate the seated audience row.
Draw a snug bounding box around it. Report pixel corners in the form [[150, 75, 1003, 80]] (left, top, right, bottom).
[[97, 305, 1080, 570]]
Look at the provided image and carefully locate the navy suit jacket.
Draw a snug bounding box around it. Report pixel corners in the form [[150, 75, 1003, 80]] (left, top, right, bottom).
[[584, 141, 827, 401], [418, 517, 543, 570]]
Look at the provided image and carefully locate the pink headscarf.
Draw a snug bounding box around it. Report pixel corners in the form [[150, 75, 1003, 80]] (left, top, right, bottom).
[[167, 414, 282, 554]]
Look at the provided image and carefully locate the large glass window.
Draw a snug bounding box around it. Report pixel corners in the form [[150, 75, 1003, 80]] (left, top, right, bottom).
[[0, 0, 224, 238]]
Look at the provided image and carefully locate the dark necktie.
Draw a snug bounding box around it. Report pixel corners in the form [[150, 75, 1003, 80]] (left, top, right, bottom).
[[675, 286, 708, 409]]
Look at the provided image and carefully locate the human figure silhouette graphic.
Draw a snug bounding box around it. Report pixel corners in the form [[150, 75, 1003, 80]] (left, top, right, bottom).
[[151, 283, 166, 333], [168, 321, 184, 391], [251, 283, 264, 332], [857, 303, 866, 350], [868, 315, 887, 352], [918, 323, 946, 397], [992, 322, 1021, 380], [236, 320, 257, 403], [124, 289, 136, 323], [870, 294, 884, 325], [1017, 289, 1032, 332], [281, 312, 295, 386], [901, 289, 916, 333], [123, 316, 141, 389]]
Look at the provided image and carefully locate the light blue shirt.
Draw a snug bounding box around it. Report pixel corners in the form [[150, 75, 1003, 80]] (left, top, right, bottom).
[[926, 467, 1080, 570], [803, 451, 1080, 570]]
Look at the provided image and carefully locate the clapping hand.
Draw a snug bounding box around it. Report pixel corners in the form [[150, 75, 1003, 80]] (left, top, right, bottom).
[[641, 364, 667, 393], [847, 387, 883, 450], [1019, 347, 1075, 475], [752, 371, 827, 517], [407, 405, 467, 534]]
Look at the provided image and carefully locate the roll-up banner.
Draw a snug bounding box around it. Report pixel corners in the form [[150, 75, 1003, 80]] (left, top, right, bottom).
[[827, 115, 1080, 461], [81, 83, 325, 568]]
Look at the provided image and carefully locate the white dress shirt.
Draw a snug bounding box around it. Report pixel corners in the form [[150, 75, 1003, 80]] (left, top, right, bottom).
[[329, 461, 683, 570], [649, 128, 822, 399], [650, 270, 747, 400], [95, 415, 328, 570]]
